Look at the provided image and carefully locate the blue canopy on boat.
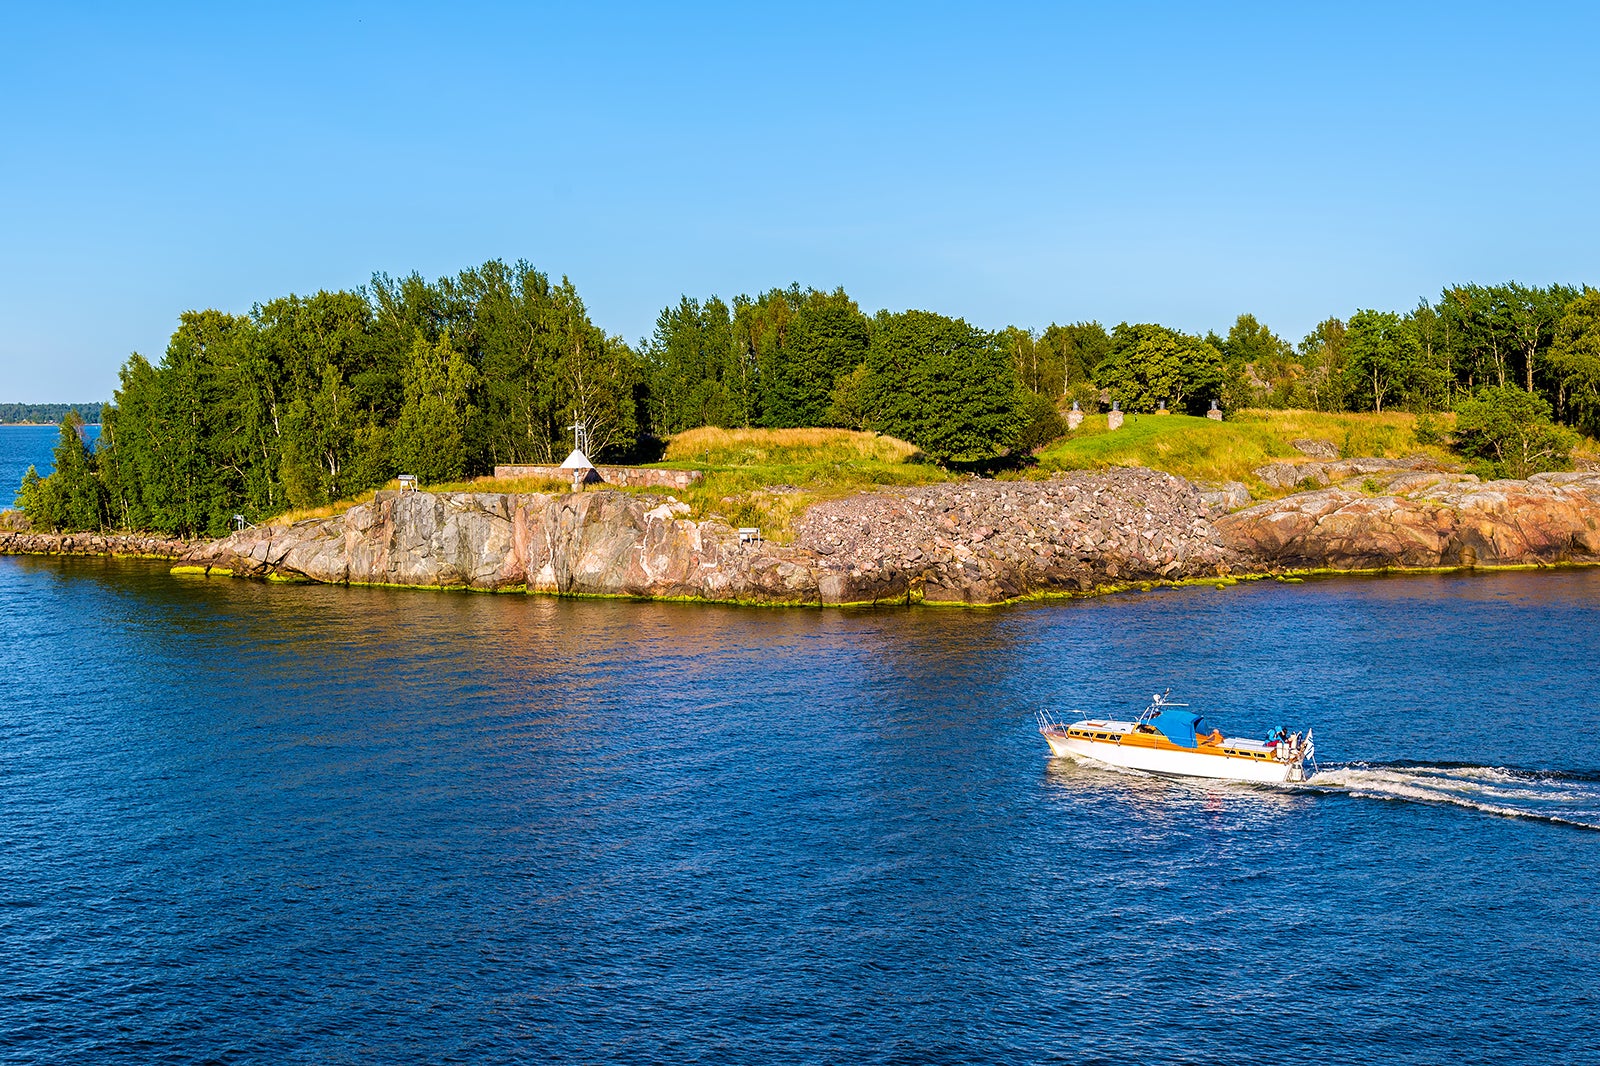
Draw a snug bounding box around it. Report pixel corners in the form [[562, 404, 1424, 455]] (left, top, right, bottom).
[[1151, 709, 1204, 748]]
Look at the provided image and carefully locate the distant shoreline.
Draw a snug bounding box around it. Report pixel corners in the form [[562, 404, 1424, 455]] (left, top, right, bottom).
[[0, 423, 102, 428]]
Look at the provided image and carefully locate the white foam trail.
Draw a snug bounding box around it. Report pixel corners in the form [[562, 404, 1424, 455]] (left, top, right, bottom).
[[1301, 764, 1600, 830]]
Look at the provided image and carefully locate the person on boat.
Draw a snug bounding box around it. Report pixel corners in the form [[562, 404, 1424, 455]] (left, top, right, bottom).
[[1199, 727, 1225, 746]]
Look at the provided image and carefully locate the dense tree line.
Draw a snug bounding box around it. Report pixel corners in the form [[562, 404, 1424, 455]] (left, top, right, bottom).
[[16, 264, 1600, 535], [0, 403, 104, 425], [23, 260, 640, 536], [641, 286, 1049, 461], [1239, 283, 1599, 424]]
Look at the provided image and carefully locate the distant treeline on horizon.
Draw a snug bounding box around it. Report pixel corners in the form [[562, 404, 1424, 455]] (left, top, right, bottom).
[[1, 403, 104, 425], [12, 259, 1600, 537]]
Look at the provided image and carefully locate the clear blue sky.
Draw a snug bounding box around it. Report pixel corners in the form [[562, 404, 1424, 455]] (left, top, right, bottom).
[[3, 1, 1596, 402]]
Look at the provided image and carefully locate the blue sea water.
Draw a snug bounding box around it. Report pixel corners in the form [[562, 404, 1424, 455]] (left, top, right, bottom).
[[1, 424, 100, 507], [2, 558, 1599, 1064]]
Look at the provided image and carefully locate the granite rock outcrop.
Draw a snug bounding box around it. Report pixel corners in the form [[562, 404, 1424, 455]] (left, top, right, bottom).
[[1217, 470, 1600, 569], [177, 469, 1239, 605], [1252, 455, 1438, 491]]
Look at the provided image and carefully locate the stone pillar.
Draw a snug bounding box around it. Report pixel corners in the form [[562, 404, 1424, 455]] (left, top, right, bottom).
[[1107, 401, 1123, 431], [1156, 398, 1169, 415], [1066, 399, 1083, 431], [1207, 399, 1223, 421]]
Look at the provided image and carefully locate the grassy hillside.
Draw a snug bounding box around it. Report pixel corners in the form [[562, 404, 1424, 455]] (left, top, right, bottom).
[[264, 412, 1596, 539], [1031, 409, 1459, 493], [661, 426, 920, 466], [269, 429, 944, 540], [653, 427, 947, 537]]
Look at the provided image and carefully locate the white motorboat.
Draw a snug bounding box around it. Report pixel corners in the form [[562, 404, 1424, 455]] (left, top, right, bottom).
[[1038, 692, 1315, 784]]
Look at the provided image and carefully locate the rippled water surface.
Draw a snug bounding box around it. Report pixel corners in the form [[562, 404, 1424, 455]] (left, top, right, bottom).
[[3, 558, 1599, 1064]]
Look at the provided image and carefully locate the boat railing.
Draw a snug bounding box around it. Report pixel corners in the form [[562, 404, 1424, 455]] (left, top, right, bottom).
[[1135, 690, 1188, 725]]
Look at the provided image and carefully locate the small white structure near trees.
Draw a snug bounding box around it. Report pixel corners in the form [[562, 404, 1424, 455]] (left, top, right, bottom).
[[561, 448, 595, 491]]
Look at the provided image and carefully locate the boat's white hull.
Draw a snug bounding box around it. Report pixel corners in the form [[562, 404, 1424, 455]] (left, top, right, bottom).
[[1045, 733, 1305, 784]]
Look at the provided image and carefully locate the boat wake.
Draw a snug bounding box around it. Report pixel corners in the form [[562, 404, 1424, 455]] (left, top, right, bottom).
[[1301, 763, 1600, 831]]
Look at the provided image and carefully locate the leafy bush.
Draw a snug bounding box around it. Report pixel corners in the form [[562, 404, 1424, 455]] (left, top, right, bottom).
[[1452, 386, 1576, 479], [1013, 392, 1066, 453]]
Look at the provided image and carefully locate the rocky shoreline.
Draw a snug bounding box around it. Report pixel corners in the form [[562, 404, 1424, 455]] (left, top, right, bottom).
[[0, 530, 199, 559], [7, 461, 1600, 605], [161, 467, 1234, 605], [1218, 468, 1600, 570]]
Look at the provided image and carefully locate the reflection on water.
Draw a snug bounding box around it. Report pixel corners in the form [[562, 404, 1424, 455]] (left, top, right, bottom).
[[1043, 755, 1308, 819], [2, 557, 1599, 1064]]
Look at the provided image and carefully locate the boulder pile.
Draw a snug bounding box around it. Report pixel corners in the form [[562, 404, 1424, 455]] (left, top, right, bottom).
[[792, 468, 1234, 604], [0, 530, 197, 558]]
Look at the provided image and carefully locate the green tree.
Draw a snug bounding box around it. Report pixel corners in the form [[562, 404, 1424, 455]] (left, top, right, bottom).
[[1014, 390, 1066, 452], [392, 334, 478, 483], [1221, 314, 1296, 406], [784, 288, 870, 426], [1297, 317, 1349, 411], [859, 310, 1024, 461], [1502, 282, 1576, 394], [462, 262, 641, 464], [1453, 385, 1576, 479], [18, 414, 106, 531], [98, 353, 164, 531], [280, 364, 362, 507], [1095, 323, 1225, 413], [643, 295, 746, 433], [17, 466, 49, 524], [1404, 299, 1458, 412], [1549, 288, 1600, 433], [1038, 322, 1110, 395], [826, 364, 872, 430], [52, 412, 106, 530], [1343, 310, 1421, 413], [739, 285, 869, 427], [1003, 327, 1065, 398]]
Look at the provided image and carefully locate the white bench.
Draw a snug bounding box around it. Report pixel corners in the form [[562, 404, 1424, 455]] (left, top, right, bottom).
[[738, 527, 762, 544]]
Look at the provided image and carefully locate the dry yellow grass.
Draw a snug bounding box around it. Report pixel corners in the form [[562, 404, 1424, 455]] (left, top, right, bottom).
[[424, 473, 572, 495], [1227, 408, 1455, 458], [269, 487, 385, 526], [662, 426, 920, 466]]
